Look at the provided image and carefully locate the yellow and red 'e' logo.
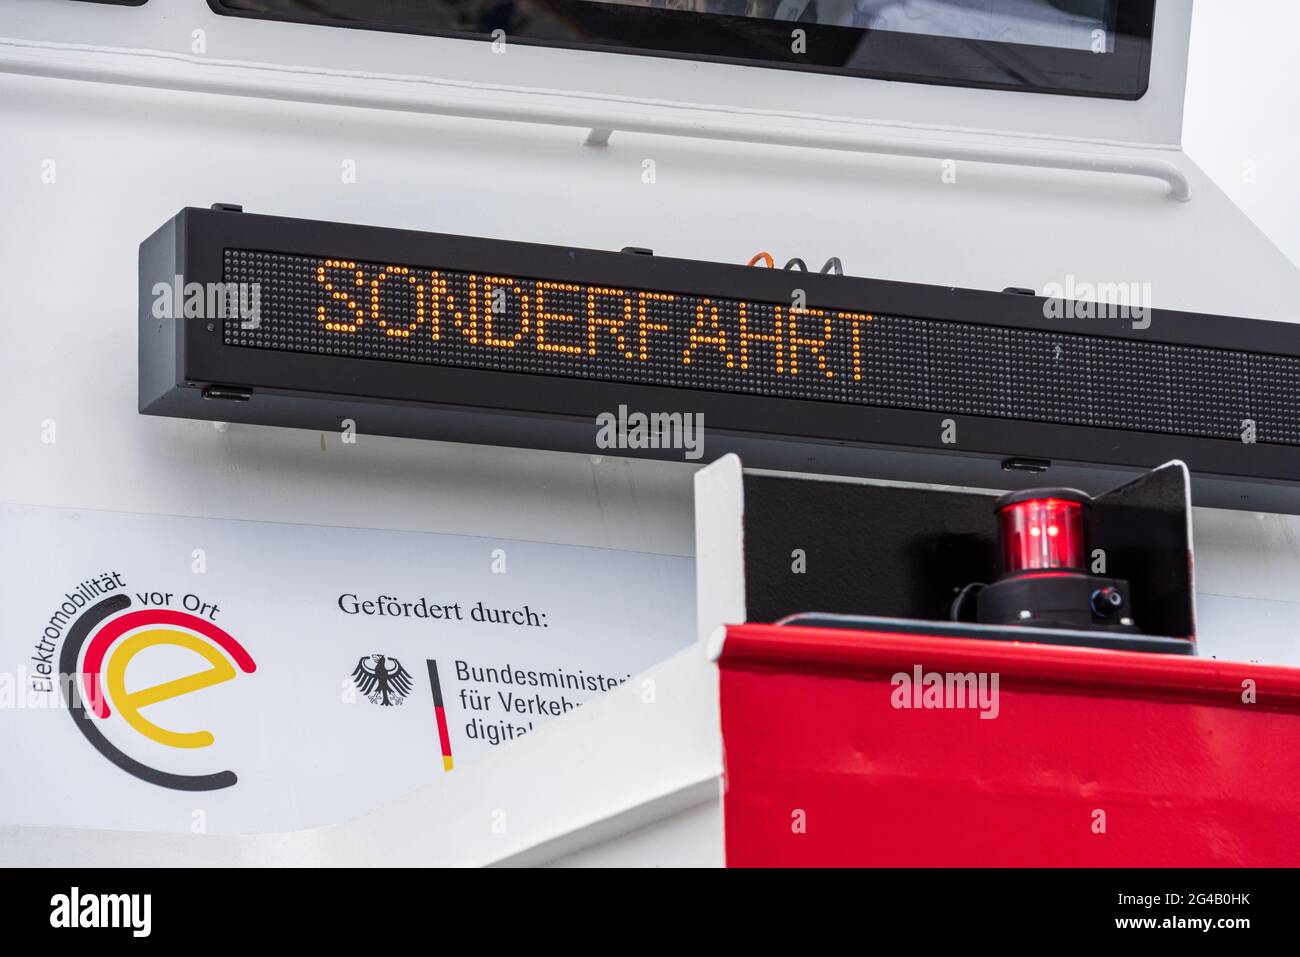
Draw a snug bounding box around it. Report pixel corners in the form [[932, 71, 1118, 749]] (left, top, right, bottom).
[[63, 599, 256, 791]]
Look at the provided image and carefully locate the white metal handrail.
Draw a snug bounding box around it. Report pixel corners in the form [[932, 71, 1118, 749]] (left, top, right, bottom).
[[0, 37, 1191, 201]]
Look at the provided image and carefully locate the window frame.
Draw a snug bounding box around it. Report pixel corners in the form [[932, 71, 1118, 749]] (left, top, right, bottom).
[[208, 0, 1157, 100]]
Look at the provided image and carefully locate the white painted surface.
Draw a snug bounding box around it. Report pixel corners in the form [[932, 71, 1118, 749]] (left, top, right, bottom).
[[0, 37, 1195, 201], [0, 503, 694, 833], [1196, 594, 1300, 666], [541, 796, 724, 868], [0, 69, 697, 553], [694, 456, 747, 643], [7, 61, 1290, 564], [1, 0, 1299, 860], [0, 0, 1191, 145], [2, 3, 1298, 638], [0, 643, 727, 866], [1185, 0, 1300, 268]]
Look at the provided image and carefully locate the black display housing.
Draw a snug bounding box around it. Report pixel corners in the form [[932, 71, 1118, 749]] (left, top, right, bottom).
[[140, 206, 1300, 513], [748, 462, 1195, 653]]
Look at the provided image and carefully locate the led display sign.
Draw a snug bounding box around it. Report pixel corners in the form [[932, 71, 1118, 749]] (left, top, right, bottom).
[[140, 207, 1300, 513], [223, 250, 1300, 447], [227, 250, 877, 407]]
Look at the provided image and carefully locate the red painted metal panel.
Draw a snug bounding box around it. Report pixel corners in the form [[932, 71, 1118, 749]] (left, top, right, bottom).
[[719, 624, 1300, 867]]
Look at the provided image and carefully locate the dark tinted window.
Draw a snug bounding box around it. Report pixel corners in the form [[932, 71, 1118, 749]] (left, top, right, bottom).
[[210, 0, 1156, 99]]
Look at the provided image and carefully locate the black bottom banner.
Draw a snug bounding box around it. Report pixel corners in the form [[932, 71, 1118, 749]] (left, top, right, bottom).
[[0, 867, 1288, 943]]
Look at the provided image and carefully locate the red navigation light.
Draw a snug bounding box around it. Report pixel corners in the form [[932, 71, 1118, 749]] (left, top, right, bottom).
[[978, 487, 1135, 634], [996, 490, 1090, 573]]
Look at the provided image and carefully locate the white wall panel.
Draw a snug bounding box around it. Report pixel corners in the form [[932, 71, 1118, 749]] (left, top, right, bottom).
[[1, 0, 1298, 677]]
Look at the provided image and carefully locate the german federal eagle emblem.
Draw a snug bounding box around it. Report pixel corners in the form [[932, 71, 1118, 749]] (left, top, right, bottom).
[[351, 654, 414, 706]]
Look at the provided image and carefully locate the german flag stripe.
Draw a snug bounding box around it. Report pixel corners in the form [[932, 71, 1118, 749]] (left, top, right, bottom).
[[426, 659, 454, 772]]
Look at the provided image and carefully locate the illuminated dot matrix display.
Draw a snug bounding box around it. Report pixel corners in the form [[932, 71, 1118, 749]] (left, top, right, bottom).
[[223, 249, 1300, 445]]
